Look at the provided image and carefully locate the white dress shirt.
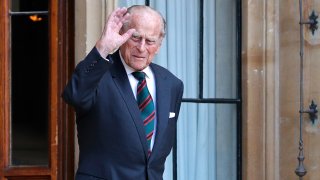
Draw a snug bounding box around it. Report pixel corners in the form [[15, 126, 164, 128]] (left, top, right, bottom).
[[119, 51, 157, 151]]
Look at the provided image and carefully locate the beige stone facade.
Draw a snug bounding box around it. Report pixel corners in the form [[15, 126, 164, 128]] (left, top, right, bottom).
[[74, 0, 117, 172], [243, 0, 320, 179], [74, 0, 320, 179]]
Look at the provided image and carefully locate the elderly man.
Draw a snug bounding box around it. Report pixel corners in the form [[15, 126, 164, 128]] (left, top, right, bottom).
[[62, 5, 184, 180]]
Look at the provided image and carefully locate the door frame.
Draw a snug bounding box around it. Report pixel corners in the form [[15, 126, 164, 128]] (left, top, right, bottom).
[[0, 0, 75, 179]]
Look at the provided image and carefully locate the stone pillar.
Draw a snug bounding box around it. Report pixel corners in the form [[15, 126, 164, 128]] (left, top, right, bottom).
[[74, 0, 117, 173], [242, 0, 280, 179]]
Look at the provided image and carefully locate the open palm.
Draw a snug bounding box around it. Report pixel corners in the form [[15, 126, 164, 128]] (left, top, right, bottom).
[[96, 7, 135, 58]]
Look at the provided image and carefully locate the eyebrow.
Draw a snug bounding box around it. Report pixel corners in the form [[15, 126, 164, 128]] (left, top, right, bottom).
[[132, 32, 159, 41]]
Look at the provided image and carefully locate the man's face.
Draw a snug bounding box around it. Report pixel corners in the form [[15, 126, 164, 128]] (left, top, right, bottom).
[[120, 11, 163, 71]]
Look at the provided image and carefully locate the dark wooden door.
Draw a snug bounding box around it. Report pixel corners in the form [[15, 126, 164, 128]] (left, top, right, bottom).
[[0, 0, 74, 179]]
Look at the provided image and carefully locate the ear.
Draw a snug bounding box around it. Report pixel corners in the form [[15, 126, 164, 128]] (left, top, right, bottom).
[[155, 38, 163, 54], [155, 46, 161, 54]]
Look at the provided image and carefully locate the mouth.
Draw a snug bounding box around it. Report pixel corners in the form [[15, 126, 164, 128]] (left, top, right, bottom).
[[132, 55, 146, 60]]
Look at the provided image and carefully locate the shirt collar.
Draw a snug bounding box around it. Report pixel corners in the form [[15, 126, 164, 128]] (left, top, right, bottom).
[[119, 50, 153, 79]]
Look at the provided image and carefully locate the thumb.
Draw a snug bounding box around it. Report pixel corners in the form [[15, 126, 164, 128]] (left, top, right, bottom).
[[119, 28, 136, 44]]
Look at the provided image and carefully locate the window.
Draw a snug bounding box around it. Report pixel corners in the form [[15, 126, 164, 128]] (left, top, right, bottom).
[[10, 0, 49, 166], [118, 0, 241, 179], [0, 0, 74, 179]]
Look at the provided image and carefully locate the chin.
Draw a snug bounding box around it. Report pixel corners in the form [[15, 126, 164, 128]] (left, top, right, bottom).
[[129, 64, 144, 71], [136, 66, 147, 71], [131, 62, 148, 70]]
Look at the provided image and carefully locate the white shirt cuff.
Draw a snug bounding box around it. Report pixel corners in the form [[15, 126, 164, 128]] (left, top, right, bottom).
[[100, 55, 110, 62]]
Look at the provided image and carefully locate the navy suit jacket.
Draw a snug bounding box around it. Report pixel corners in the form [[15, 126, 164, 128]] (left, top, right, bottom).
[[62, 47, 184, 180]]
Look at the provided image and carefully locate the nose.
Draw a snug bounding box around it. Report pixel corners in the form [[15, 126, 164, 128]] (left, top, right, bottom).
[[136, 39, 146, 52]]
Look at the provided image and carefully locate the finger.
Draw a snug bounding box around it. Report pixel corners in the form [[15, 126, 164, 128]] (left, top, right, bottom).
[[118, 7, 128, 14], [114, 7, 127, 19], [108, 7, 125, 22], [109, 7, 121, 19], [119, 28, 136, 43], [109, 8, 128, 27], [114, 14, 130, 30], [121, 12, 131, 22], [104, 9, 119, 30]]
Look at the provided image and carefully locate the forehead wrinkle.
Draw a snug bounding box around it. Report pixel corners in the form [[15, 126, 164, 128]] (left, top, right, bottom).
[[129, 17, 162, 39], [133, 31, 159, 40]]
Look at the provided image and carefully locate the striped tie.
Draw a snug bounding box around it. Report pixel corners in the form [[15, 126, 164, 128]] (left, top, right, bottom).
[[132, 72, 155, 155]]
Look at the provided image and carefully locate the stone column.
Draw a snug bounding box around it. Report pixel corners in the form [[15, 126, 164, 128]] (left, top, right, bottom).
[[74, 0, 117, 173], [242, 0, 280, 179]]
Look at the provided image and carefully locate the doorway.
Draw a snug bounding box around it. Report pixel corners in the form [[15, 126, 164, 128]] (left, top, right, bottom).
[[0, 0, 75, 179]]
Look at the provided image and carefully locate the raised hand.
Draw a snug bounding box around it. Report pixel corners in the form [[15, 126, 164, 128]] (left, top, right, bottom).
[[95, 7, 135, 58]]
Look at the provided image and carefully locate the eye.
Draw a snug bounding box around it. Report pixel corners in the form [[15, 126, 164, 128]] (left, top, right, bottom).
[[146, 39, 156, 45], [131, 34, 140, 41]]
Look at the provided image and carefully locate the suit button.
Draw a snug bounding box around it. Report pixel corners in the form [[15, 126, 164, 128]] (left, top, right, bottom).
[[85, 68, 91, 72]]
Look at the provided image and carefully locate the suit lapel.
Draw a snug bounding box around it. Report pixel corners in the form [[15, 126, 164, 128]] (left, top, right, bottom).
[[109, 52, 149, 158], [108, 54, 172, 160], [149, 64, 171, 160]]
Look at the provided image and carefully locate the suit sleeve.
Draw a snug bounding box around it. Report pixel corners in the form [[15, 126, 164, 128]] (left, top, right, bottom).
[[62, 47, 112, 113]]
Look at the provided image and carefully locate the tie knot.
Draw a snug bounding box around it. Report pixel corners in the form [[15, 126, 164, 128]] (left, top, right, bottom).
[[132, 71, 146, 81]]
